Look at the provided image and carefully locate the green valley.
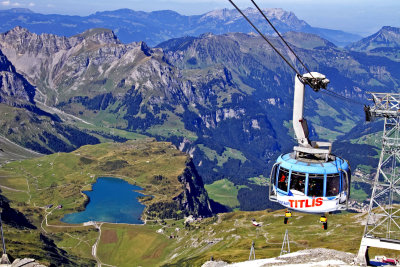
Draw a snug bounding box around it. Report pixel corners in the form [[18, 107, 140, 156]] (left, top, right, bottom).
[[204, 179, 247, 209], [0, 139, 390, 266]]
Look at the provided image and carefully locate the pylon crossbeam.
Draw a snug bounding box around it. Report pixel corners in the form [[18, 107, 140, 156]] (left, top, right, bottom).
[[380, 172, 392, 184], [369, 216, 390, 232], [373, 189, 390, 200], [394, 188, 400, 195], [374, 203, 391, 217], [391, 218, 400, 230]]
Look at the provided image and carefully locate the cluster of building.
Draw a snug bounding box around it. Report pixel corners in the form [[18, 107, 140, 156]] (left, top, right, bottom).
[[348, 200, 369, 213]]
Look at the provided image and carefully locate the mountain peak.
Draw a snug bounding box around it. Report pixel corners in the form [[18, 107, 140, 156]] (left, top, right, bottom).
[[7, 26, 29, 34], [200, 7, 307, 29], [75, 28, 120, 45], [381, 26, 400, 32], [347, 26, 400, 52]]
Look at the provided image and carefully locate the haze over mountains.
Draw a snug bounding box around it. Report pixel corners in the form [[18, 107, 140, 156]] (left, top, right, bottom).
[[0, 7, 361, 46]]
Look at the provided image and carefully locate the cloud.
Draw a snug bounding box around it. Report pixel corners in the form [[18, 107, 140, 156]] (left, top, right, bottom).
[[0, 0, 35, 7], [1, 0, 23, 6]]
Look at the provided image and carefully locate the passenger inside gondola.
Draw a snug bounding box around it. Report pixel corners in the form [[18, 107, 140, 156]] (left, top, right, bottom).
[[277, 168, 289, 192], [326, 173, 340, 196], [290, 172, 305, 194], [308, 174, 324, 197]]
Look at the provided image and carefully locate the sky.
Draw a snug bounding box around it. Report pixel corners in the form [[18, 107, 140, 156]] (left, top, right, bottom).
[[0, 0, 399, 36]]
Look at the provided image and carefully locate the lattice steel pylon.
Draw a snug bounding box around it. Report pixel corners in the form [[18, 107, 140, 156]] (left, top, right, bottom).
[[280, 229, 290, 256], [249, 241, 256, 260], [356, 93, 400, 265]]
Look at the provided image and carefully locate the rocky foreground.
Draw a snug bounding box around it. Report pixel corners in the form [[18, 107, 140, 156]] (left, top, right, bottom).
[[202, 248, 355, 267]]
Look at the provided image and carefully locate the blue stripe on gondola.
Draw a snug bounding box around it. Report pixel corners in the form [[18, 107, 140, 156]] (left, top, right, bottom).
[[277, 153, 349, 174]]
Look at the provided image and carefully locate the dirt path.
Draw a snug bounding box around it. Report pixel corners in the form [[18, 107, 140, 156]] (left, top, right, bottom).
[[0, 185, 27, 192], [91, 222, 115, 267], [92, 222, 103, 267]]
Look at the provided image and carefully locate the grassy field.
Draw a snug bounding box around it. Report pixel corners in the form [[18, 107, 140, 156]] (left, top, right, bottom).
[[205, 179, 247, 208], [350, 184, 369, 202], [98, 223, 176, 267], [90, 208, 396, 266], [248, 175, 268, 186], [198, 145, 247, 167], [146, 111, 198, 141], [0, 139, 189, 265]]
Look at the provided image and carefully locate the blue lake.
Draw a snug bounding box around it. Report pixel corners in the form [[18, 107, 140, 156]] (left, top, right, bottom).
[[62, 177, 146, 224]]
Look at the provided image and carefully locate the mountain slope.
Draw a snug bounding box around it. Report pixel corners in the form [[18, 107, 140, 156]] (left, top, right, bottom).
[[0, 45, 101, 154], [0, 27, 398, 209], [0, 135, 42, 164], [0, 8, 361, 46], [347, 26, 400, 61]]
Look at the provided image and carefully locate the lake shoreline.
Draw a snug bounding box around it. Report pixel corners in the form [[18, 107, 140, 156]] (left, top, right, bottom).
[[61, 177, 146, 225]]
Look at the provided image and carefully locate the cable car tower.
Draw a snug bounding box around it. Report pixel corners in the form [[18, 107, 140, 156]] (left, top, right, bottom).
[[356, 93, 400, 265]]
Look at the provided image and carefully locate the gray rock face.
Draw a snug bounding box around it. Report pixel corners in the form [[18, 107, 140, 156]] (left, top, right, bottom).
[[0, 49, 35, 106], [199, 8, 308, 31], [0, 27, 195, 107], [175, 159, 213, 217], [11, 258, 47, 267]]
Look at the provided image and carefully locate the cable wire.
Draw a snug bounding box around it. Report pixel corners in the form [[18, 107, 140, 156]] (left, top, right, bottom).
[[250, 0, 314, 78], [321, 89, 365, 106], [228, 0, 367, 107], [227, 0, 302, 76]]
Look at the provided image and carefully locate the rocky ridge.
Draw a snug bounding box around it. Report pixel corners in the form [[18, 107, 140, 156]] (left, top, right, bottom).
[[0, 27, 199, 107], [0, 40, 100, 155]]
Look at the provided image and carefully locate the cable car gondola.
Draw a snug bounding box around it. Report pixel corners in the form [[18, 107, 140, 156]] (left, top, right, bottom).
[[268, 73, 351, 229], [227, 0, 352, 230]]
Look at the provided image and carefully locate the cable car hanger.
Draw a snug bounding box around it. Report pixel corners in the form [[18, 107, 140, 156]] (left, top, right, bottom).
[[227, 0, 365, 106]]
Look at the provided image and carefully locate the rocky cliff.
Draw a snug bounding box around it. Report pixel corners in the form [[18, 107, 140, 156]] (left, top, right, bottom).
[[175, 159, 213, 217], [0, 43, 100, 155], [0, 49, 35, 106]]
